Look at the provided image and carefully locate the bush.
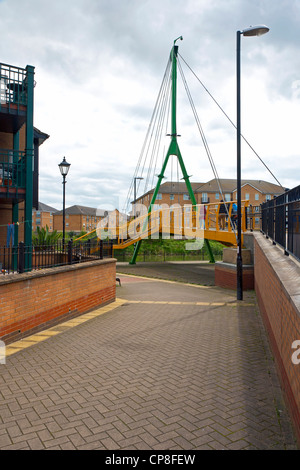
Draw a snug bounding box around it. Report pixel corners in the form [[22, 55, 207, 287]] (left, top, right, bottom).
[[32, 225, 62, 249]]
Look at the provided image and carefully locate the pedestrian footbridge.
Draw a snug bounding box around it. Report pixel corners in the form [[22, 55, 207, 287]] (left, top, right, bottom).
[[76, 200, 249, 253]]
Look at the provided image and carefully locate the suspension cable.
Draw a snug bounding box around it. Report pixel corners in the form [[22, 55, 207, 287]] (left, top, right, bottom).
[[146, 63, 172, 193], [123, 56, 172, 213], [179, 53, 283, 189], [178, 57, 237, 238]]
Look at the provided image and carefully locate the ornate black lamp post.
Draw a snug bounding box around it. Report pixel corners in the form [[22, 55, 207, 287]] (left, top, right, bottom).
[[58, 157, 71, 248]]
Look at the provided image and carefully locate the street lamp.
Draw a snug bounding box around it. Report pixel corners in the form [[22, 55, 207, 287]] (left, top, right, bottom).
[[58, 156, 71, 247], [134, 177, 143, 218], [236, 25, 269, 301]]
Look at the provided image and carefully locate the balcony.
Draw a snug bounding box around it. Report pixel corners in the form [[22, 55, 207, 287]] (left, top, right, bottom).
[[0, 149, 27, 199], [0, 63, 29, 133]]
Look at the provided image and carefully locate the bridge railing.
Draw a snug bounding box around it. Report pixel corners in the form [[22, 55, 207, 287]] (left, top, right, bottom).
[[261, 184, 300, 261], [74, 200, 249, 248]]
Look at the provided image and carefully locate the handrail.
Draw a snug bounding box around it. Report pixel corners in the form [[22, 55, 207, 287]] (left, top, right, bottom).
[[74, 200, 249, 249]]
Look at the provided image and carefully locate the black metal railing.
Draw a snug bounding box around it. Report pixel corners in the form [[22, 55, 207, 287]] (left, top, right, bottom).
[[0, 149, 26, 190], [0, 63, 28, 110], [261, 185, 300, 261], [246, 205, 262, 231], [0, 238, 113, 274]]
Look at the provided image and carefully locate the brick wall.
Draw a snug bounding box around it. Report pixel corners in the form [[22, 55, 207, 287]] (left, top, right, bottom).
[[0, 258, 116, 344], [254, 233, 300, 445], [215, 263, 254, 290]]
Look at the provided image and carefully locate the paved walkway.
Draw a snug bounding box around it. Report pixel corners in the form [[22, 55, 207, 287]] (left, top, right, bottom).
[[0, 263, 298, 450]]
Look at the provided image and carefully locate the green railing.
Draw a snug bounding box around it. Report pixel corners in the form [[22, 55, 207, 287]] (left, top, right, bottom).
[[0, 150, 26, 190], [0, 63, 28, 111]]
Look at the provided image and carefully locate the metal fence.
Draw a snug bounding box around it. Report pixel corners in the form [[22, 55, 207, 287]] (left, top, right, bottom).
[[0, 149, 27, 190], [261, 184, 300, 261], [0, 238, 113, 274], [246, 205, 262, 231], [0, 62, 28, 109]]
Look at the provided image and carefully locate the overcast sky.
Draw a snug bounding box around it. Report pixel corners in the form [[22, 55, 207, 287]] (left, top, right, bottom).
[[0, 0, 299, 212]]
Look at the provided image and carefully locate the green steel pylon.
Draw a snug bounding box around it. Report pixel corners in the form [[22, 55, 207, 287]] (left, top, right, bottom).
[[130, 38, 214, 264]]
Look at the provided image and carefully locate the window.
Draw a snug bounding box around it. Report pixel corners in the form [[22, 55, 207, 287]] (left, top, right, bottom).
[[255, 193, 259, 201], [170, 194, 174, 200], [183, 194, 190, 201], [225, 194, 231, 202], [245, 193, 250, 200], [266, 194, 271, 201], [202, 192, 208, 202], [215, 193, 219, 200], [156, 193, 162, 200]]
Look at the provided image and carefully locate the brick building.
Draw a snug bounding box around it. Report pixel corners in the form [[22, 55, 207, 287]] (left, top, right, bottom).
[[134, 178, 286, 209], [134, 181, 204, 211], [32, 202, 57, 233], [53, 205, 107, 235], [200, 179, 286, 205]]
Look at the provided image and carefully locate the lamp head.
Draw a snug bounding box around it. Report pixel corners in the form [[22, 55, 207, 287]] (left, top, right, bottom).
[[241, 25, 269, 37], [58, 157, 71, 176]]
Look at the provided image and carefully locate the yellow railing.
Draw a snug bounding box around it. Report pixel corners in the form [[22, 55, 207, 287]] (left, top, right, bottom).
[[74, 200, 249, 249]]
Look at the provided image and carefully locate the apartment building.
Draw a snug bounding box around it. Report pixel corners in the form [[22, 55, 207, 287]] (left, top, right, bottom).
[[134, 181, 204, 211], [199, 179, 286, 204], [32, 202, 57, 233], [0, 62, 48, 270], [53, 205, 107, 234], [134, 178, 286, 209]]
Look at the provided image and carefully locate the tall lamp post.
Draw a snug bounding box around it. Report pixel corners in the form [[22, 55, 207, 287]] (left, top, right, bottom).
[[236, 25, 269, 301], [58, 157, 71, 248]]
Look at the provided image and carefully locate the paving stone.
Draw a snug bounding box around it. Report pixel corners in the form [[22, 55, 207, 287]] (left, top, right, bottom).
[[0, 265, 298, 450]]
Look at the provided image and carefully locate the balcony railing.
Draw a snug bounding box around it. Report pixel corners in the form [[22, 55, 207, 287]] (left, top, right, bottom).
[[0, 63, 28, 112], [0, 150, 26, 191]]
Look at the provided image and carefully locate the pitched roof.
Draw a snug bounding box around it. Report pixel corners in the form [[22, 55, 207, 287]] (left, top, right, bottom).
[[158, 181, 205, 193], [34, 127, 50, 146], [134, 178, 287, 202], [54, 205, 108, 217], [134, 181, 204, 201], [34, 202, 58, 213], [197, 178, 286, 195]]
